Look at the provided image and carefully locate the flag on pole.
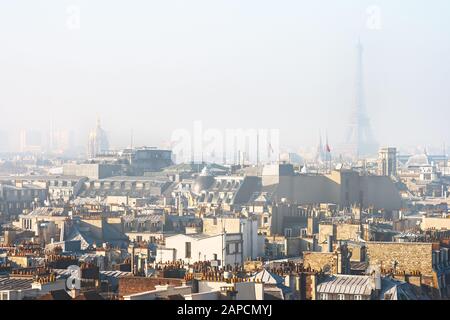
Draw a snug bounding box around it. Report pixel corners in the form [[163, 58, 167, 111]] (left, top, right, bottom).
[[325, 134, 331, 153], [325, 133, 331, 174]]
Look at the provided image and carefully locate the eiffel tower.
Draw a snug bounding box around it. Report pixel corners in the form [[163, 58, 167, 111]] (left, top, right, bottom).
[[344, 40, 378, 158]]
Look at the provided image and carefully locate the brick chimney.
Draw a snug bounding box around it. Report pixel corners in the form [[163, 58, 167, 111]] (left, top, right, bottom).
[[70, 287, 80, 299]]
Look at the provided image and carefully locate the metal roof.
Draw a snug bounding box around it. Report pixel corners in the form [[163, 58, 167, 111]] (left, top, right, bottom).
[[251, 269, 284, 285], [316, 275, 373, 295], [52, 269, 131, 278], [0, 278, 33, 291], [122, 215, 163, 223]]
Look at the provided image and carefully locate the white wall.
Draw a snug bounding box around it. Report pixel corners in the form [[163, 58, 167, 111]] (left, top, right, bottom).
[[203, 217, 262, 261], [156, 248, 176, 263], [164, 233, 243, 266], [241, 219, 260, 260], [195, 281, 264, 300], [198, 280, 233, 293], [184, 290, 221, 300], [32, 279, 66, 295], [235, 282, 264, 300], [0, 288, 39, 300]]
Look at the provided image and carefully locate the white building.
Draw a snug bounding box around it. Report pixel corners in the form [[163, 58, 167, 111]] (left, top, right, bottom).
[[123, 280, 264, 300], [0, 278, 66, 300], [185, 280, 264, 300], [378, 147, 397, 177], [202, 216, 265, 260], [158, 233, 244, 267], [123, 284, 191, 300], [419, 166, 438, 182]]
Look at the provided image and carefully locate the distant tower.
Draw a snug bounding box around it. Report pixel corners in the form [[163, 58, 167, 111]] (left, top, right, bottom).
[[87, 117, 109, 158], [378, 147, 397, 177], [344, 40, 378, 158], [49, 118, 54, 152], [20, 129, 43, 153], [316, 131, 325, 163]]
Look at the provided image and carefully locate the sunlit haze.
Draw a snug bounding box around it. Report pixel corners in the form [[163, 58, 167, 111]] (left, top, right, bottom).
[[1, 0, 449, 155]]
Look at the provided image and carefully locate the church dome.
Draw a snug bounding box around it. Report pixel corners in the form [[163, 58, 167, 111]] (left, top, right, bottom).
[[88, 118, 109, 158], [406, 153, 430, 167]]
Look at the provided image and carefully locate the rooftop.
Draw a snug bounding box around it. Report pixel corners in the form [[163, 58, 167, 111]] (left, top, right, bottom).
[[0, 278, 33, 291], [316, 275, 373, 295]]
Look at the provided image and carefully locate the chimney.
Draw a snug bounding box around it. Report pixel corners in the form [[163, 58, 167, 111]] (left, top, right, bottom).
[[313, 235, 318, 252], [295, 273, 304, 300], [443, 248, 449, 267], [70, 287, 80, 299], [370, 271, 382, 298], [310, 273, 318, 301], [327, 235, 333, 253], [130, 245, 137, 276]]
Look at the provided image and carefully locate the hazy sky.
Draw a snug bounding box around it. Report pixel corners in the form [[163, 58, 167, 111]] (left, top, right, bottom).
[[0, 0, 449, 152]]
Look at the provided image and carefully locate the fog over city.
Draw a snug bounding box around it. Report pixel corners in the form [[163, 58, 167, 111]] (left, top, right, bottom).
[[0, 0, 449, 154], [2, 1, 450, 306]]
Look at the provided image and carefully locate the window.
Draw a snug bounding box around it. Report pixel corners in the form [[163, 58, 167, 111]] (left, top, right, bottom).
[[235, 243, 239, 253], [354, 295, 362, 300], [285, 228, 292, 238], [337, 294, 345, 300], [320, 293, 328, 300], [213, 254, 217, 261], [185, 242, 191, 259], [263, 217, 268, 224], [226, 244, 231, 255]]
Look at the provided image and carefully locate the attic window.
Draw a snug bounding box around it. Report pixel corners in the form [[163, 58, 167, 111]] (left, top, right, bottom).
[[319, 293, 328, 300]]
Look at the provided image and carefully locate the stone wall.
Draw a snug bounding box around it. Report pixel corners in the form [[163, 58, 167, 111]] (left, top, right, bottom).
[[366, 242, 434, 275], [336, 224, 361, 241], [318, 223, 361, 243], [318, 224, 334, 244], [421, 217, 450, 231], [303, 252, 336, 273]]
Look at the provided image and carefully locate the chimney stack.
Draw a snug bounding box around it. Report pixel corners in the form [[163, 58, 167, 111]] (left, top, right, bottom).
[[70, 287, 80, 299], [327, 235, 333, 253]]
